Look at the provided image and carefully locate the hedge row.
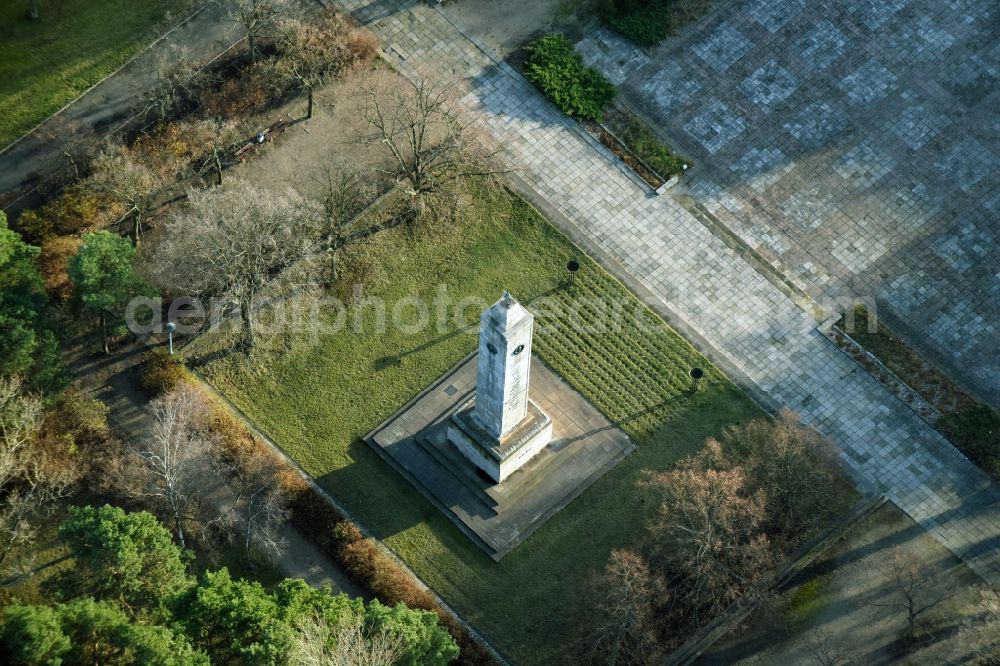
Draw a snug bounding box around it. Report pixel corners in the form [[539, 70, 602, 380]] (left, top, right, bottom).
[[139, 349, 498, 665], [597, 0, 676, 47]]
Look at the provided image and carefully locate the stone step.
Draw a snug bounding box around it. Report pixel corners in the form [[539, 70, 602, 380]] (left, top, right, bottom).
[[386, 435, 480, 513], [416, 431, 500, 509], [489, 438, 581, 507], [366, 436, 499, 559], [507, 432, 633, 509], [489, 439, 637, 560]]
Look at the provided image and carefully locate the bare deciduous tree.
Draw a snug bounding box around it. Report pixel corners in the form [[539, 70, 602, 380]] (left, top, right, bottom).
[[641, 444, 775, 622], [0, 380, 42, 493], [290, 612, 406, 666], [225, 446, 289, 562], [311, 165, 384, 285], [89, 142, 169, 241], [0, 378, 72, 569], [587, 549, 667, 666], [219, 0, 288, 63], [721, 410, 841, 536], [317, 168, 371, 231], [184, 117, 247, 185], [151, 179, 322, 351], [894, 586, 1000, 664], [276, 12, 375, 120], [863, 546, 950, 639], [801, 629, 856, 666], [360, 75, 505, 219], [956, 588, 1000, 664], [139, 44, 205, 123], [133, 386, 216, 549], [37, 117, 99, 184]]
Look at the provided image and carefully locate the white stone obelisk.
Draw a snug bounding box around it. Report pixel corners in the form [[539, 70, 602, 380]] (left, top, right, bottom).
[[473, 291, 534, 438], [448, 290, 552, 483]]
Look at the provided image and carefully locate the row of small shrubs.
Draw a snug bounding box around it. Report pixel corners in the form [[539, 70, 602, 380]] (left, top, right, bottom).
[[523, 34, 616, 122], [604, 107, 687, 179], [135, 7, 377, 128], [15, 183, 121, 246], [838, 307, 1000, 481], [599, 0, 716, 47], [11, 7, 380, 287], [139, 349, 498, 665]]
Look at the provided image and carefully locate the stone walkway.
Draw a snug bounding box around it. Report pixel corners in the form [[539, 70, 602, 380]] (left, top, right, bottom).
[[574, 0, 1000, 405], [337, 0, 1000, 586]]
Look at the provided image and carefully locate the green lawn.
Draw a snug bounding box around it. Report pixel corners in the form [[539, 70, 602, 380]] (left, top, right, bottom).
[[191, 183, 764, 663], [0, 0, 184, 148]]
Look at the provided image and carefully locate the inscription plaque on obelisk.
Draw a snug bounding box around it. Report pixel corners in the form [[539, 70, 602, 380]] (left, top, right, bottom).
[[473, 290, 533, 438]]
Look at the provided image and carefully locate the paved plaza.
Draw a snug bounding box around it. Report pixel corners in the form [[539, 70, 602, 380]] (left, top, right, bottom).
[[575, 0, 1000, 405], [367, 354, 634, 560], [338, 0, 1000, 586]]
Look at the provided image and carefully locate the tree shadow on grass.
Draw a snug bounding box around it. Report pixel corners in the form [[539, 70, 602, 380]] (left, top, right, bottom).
[[560, 391, 692, 447], [314, 437, 437, 541], [189, 345, 238, 370]]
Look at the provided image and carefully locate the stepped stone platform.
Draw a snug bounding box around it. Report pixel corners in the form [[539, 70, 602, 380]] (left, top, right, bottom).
[[367, 353, 635, 560]]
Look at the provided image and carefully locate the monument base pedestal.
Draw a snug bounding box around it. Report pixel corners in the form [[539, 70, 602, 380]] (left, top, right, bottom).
[[447, 396, 552, 484], [367, 353, 635, 559]]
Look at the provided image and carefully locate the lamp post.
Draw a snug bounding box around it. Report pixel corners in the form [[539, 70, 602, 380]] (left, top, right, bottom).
[[566, 259, 580, 286], [689, 367, 704, 392], [166, 321, 176, 355]]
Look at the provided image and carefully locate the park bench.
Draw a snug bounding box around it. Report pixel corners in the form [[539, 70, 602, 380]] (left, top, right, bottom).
[[233, 117, 291, 162]]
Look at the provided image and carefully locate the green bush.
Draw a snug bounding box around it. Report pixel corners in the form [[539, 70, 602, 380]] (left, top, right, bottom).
[[597, 0, 674, 46], [598, 0, 714, 47], [523, 34, 616, 122], [940, 405, 1000, 475], [139, 348, 193, 395], [12, 210, 54, 246], [41, 183, 119, 235]]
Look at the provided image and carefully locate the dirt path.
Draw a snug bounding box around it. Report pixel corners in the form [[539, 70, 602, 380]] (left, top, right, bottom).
[[224, 67, 393, 198], [71, 336, 366, 597]]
